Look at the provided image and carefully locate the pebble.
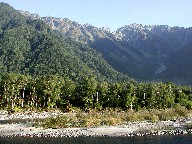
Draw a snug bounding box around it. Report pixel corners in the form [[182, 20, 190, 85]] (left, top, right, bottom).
[[1, 110, 192, 138], [0, 128, 192, 138], [0, 110, 63, 120]]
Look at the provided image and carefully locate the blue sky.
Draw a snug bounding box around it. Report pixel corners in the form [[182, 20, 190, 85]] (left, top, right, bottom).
[[1, 0, 192, 31]]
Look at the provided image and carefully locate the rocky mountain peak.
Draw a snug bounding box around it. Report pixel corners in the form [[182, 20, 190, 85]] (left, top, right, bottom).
[[100, 27, 111, 33], [19, 10, 40, 19]]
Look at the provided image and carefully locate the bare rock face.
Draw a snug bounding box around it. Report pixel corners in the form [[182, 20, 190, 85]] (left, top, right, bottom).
[[40, 17, 115, 43], [20, 10, 116, 43], [114, 24, 190, 52]]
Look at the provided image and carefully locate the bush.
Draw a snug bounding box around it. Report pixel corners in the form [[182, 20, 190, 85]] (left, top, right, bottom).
[[41, 108, 192, 129], [174, 104, 188, 117], [150, 114, 159, 122], [43, 116, 69, 128]]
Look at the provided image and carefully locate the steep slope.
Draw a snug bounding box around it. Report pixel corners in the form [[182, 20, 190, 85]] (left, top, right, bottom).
[[19, 10, 192, 85], [115, 24, 192, 84], [160, 41, 192, 84], [0, 3, 128, 83]]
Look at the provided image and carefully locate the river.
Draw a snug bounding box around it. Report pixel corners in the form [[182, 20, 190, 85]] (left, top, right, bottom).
[[0, 135, 192, 144]]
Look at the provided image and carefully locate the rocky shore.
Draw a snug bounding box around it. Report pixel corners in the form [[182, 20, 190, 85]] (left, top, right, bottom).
[[0, 110, 64, 120], [1, 124, 192, 138], [0, 110, 192, 138]]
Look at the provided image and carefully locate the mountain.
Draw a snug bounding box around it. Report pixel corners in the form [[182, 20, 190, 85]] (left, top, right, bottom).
[[24, 13, 192, 85], [20, 11, 116, 43], [114, 24, 192, 84], [19, 9, 192, 85], [19, 11, 150, 81], [0, 3, 128, 83]]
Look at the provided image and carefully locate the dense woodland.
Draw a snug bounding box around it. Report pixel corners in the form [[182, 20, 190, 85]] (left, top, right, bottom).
[[0, 3, 192, 112], [0, 3, 127, 83], [0, 73, 192, 112]]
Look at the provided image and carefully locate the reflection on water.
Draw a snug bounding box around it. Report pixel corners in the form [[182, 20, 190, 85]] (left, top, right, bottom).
[[0, 135, 192, 144]]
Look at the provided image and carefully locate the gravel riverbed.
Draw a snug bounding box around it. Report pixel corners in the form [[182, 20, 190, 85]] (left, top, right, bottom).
[[0, 110, 192, 138]]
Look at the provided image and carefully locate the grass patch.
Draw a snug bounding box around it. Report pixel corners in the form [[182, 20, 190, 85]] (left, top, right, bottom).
[[42, 108, 192, 129]]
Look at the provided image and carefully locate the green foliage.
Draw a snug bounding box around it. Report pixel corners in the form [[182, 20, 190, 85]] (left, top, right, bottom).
[[0, 3, 128, 84], [43, 109, 125, 128], [43, 116, 69, 128], [0, 73, 192, 113], [42, 108, 191, 128], [174, 103, 188, 117], [0, 3, 192, 114]]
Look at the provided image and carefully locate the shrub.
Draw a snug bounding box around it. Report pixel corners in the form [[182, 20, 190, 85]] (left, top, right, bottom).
[[174, 103, 188, 117]]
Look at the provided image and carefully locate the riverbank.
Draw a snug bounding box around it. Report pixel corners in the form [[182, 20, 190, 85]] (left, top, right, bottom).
[[0, 110, 64, 120], [0, 121, 192, 138], [0, 110, 192, 138]]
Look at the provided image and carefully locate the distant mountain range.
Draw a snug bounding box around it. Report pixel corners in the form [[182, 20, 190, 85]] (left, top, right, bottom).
[[20, 11, 192, 85], [114, 24, 192, 84], [1, 3, 192, 85]]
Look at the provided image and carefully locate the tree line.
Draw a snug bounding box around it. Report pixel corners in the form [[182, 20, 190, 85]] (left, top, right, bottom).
[[0, 73, 192, 112]]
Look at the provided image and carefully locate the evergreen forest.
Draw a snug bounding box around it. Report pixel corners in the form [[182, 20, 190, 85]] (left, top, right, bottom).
[[0, 3, 192, 113]]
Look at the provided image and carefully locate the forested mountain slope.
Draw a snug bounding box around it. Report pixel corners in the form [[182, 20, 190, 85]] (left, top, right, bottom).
[[22, 12, 192, 85], [0, 3, 128, 83]]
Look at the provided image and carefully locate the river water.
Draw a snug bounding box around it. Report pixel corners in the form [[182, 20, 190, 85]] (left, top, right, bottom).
[[0, 135, 192, 144]]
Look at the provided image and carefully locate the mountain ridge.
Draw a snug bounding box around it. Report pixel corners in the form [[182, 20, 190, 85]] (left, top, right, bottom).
[[0, 3, 128, 83], [13, 9, 192, 84]]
